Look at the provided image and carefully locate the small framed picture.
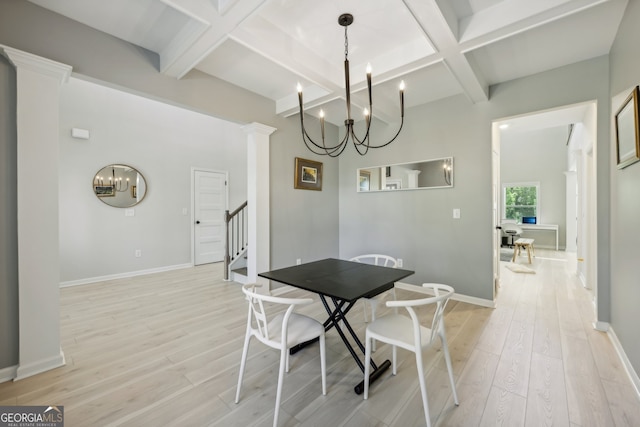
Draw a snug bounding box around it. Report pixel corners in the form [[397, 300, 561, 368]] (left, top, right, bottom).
[[615, 86, 640, 169], [94, 185, 115, 197], [294, 157, 323, 191]]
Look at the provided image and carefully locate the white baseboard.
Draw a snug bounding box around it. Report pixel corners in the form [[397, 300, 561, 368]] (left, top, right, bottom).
[[593, 321, 609, 332], [607, 326, 640, 399], [59, 263, 192, 288], [0, 365, 17, 384], [271, 282, 496, 308], [450, 292, 496, 308], [14, 349, 65, 381], [578, 271, 587, 288]]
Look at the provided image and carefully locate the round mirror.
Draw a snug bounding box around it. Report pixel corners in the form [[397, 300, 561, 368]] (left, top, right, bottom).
[[93, 164, 147, 208]]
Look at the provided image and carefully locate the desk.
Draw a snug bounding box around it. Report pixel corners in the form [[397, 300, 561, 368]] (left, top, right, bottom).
[[259, 258, 414, 394], [519, 224, 559, 250]]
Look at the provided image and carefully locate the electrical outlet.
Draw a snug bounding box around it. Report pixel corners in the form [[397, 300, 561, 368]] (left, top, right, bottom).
[[135, 250, 142, 258], [296, 258, 302, 265], [453, 208, 461, 219], [397, 258, 403, 267]]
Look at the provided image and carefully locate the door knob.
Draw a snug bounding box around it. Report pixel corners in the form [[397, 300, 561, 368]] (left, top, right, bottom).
[[196, 220, 201, 224]]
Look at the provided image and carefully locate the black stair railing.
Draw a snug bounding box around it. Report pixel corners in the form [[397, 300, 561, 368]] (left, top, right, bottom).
[[224, 201, 248, 280]]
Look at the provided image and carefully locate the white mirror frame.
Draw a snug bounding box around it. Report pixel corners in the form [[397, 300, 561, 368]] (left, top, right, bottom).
[[357, 157, 453, 192]]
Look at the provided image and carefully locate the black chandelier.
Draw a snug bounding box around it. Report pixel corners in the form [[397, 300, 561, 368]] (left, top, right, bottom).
[[297, 13, 405, 157]]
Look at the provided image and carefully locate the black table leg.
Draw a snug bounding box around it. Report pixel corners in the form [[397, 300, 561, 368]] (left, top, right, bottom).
[[289, 337, 319, 355], [354, 359, 391, 395], [318, 295, 390, 394]]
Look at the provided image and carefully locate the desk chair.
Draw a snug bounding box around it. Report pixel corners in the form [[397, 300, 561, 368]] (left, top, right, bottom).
[[502, 223, 523, 247], [235, 283, 327, 427]]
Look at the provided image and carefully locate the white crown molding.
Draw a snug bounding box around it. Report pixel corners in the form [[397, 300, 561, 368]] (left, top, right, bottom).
[[0, 44, 72, 83], [242, 122, 277, 136]]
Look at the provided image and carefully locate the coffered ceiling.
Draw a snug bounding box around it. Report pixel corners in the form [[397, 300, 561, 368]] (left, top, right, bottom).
[[28, 0, 627, 126]]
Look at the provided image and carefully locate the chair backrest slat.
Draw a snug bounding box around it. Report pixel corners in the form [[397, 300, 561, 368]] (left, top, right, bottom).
[[247, 293, 270, 340], [388, 283, 454, 346], [242, 283, 313, 344], [350, 254, 399, 268]]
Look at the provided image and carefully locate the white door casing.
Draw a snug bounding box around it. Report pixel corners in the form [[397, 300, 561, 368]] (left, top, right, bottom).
[[491, 123, 501, 299], [194, 170, 227, 265]]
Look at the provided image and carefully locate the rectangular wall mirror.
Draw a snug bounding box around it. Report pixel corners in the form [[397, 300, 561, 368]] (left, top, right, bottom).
[[357, 157, 453, 192]]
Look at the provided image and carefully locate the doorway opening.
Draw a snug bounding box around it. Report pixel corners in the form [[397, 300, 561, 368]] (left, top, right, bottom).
[[491, 101, 598, 313]]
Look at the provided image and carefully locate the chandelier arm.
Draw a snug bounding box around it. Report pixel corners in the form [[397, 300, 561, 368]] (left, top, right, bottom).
[[331, 124, 354, 156], [301, 123, 344, 152], [349, 115, 373, 146], [351, 127, 370, 156], [356, 117, 405, 149], [301, 122, 351, 156]]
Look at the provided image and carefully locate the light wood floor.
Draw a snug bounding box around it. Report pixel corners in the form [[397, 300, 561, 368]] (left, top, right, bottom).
[[1, 250, 639, 426]]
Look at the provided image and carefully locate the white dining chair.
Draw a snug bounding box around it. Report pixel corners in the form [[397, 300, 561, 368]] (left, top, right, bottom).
[[349, 254, 399, 322], [363, 283, 459, 427], [235, 283, 327, 427]]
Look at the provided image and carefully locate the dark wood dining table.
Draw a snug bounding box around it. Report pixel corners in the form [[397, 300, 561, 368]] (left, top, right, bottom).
[[259, 258, 415, 394]]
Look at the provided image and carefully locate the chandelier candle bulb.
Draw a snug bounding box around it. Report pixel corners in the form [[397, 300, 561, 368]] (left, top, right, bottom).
[[297, 83, 303, 114]]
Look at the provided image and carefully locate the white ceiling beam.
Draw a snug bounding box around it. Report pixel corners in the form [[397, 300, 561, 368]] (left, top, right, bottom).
[[403, 0, 489, 103], [458, 0, 608, 51], [161, 0, 267, 79]]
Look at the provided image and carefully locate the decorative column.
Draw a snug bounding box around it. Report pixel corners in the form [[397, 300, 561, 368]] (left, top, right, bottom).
[[406, 170, 421, 189], [0, 45, 71, 380], [242, 123, 276, 289]]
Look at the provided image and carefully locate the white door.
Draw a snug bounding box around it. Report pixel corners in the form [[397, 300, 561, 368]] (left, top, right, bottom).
[[194, 170, 227, 265]]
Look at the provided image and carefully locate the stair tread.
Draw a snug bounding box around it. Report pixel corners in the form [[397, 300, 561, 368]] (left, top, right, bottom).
[[232, 267, 247, 275]]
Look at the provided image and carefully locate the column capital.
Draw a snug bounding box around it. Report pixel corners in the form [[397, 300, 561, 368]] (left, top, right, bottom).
[[0, 45, 72, 84], [242, 122, 276, 137]]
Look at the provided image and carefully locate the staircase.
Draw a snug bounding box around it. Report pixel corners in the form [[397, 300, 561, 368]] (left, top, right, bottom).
[[224, 201, 249, 283]]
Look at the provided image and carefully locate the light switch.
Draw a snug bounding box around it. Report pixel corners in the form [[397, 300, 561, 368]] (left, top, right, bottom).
[[453, 208, 460, 219], [125, 209, 135, 217], [182, 208, 188, 215]]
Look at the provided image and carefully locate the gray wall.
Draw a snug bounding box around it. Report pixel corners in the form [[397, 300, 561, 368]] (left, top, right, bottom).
[[0, 0, 339, 371], [59, 77, 248, 283], [339, 55, 610, 303], [501, 126, 569, 249], [0, 54, 18, 370], [609, 0, 640, 381]]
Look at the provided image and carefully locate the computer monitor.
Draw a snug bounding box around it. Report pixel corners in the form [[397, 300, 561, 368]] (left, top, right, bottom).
[[522, 216, 537, 224]]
